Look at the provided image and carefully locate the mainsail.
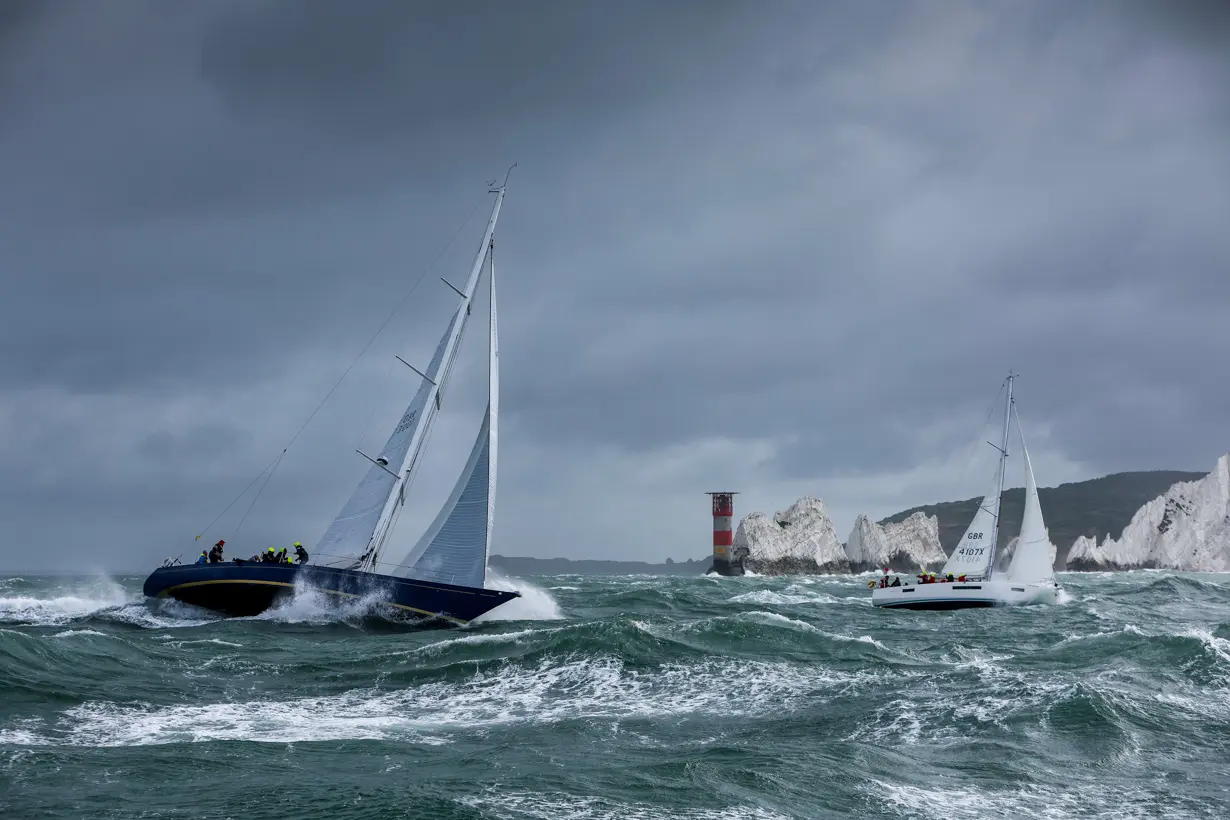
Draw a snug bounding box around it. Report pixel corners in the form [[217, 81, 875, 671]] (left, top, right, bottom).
[[315, 179, 509, 572], [1007, 411, 1056, 584], [941, 374, 1014, 581], [394, 240, 499, 587]]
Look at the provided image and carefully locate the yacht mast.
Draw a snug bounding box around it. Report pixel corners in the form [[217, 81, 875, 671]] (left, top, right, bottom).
[[985, 372, 1014, 580], [359, 173, 512, 572]]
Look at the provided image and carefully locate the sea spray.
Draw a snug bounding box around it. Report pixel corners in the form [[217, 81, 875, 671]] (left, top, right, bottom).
[[0, 574, 130, 626], [478, 571, 564, 622]]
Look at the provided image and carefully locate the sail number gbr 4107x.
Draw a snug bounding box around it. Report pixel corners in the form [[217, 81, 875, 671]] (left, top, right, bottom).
[[956, 532, 986, 557]]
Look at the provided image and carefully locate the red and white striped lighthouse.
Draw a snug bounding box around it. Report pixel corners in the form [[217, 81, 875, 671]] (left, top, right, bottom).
[[706, 492, 742, 575]]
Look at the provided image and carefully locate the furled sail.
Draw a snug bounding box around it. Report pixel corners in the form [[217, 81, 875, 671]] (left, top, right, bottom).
[[940, 467, 1002, 579], [314, 183, 508, 569], [1007, 414, 1056, 584]]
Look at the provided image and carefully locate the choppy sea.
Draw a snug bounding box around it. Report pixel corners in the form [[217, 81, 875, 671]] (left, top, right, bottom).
[[1, 571, 1228, 819]]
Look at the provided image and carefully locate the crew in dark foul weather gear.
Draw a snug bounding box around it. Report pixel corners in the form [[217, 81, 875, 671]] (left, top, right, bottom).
[[276, 547, 290, 564], [263, 547, 277, 563], [294, 543, 309, 564], [208, 540, 225, 563]]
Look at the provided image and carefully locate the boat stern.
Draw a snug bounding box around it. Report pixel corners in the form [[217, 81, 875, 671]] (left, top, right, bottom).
[[143, 562, 301, 616]]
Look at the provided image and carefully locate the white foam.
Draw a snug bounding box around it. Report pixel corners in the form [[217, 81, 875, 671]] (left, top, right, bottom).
[[477, 572, 563, 622], [868, 778, 1196, 820], [159, 638, 245, 649], [0, 578, 131, 626], [243, 575, 393, 624], [114, 600, 218, 630], [846, 659, 1074, 745], [6, 655, 826, 747], [729, 589, 817, 606], [728, 587, 864, 607], [409, 627, 553, 657], [743, 610, 821, 632], [49, 629, 108, 639], [460, 790, 793, 820]]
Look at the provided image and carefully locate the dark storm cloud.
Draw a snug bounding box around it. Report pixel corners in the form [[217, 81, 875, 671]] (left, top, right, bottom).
[[197, 0, 769, 125], [1, 0, 1227, 570]]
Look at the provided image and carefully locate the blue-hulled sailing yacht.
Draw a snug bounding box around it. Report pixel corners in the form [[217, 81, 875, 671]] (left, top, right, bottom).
[[143, 174, 520, 624]]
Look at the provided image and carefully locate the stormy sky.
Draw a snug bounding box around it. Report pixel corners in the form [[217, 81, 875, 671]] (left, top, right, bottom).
[[1, 0, 1228, 573]]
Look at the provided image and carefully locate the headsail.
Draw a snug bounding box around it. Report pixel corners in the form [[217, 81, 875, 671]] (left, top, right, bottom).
[[315, 181, 509, 569], [315, 315, 457, 568], [1006, 410, 1056, 583], [395, 246, 499, 587], [940, 467, 1001, 579]]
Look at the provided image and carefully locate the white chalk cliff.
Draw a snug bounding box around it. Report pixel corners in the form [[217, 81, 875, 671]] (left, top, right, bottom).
[[844, 512, 947, 572], [1066, 453, 1230, 571], [733, 497, 849, 574], [734, 498, 947, 575]]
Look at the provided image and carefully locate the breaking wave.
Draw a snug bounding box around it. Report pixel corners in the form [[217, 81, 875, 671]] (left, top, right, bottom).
[[2, 571, 1227, 818]]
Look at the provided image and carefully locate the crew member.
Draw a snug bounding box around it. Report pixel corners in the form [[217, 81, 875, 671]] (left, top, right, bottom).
[[196, 551, 208, 564], [294, 543, 309, 564]]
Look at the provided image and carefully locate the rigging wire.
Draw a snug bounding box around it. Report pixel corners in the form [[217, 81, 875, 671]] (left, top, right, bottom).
[[231, 449, 287, 541], [356, 355, 398, 453], [191, 450, 284, 543], [190, 194, 490, 545], [954, 376, 1009, 493]]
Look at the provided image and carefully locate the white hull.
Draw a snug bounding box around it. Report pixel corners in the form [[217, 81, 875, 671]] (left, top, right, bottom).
[[871, 579, 1060, 610]]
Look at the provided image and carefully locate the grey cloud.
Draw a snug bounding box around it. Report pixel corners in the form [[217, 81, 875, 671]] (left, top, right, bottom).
[[197, 0, 770, 127], [1, 1, 1228, 570]]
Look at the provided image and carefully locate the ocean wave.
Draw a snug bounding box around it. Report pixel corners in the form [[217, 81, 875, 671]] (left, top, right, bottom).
[[2, 570, 1228, 819], [0, 583, 131, 626], [868, 778, 1207, 820], [459, 789, 794, 820], [3, 653, 827, 747]]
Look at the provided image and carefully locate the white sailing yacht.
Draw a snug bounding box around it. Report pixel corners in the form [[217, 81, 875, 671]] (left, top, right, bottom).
[[871, 374, 1062, 610]]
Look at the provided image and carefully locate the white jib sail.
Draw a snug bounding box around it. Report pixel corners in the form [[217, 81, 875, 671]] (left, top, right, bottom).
[[941, 466, 1002, 579]]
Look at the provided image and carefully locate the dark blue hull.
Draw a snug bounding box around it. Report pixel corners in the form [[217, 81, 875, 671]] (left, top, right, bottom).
[[141, 563, 519, 624]]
